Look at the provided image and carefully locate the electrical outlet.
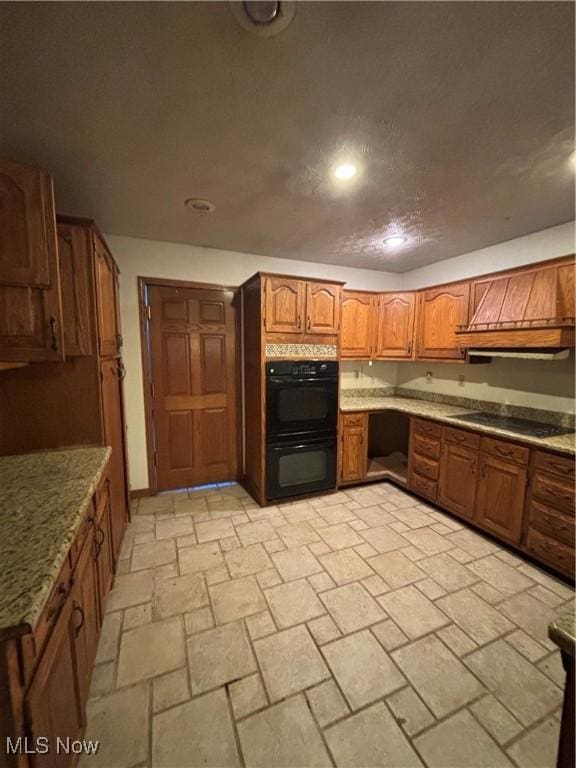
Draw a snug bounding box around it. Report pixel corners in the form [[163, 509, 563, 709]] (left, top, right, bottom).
[[425, 370, 433, 384], [458, 374, 465, 387]]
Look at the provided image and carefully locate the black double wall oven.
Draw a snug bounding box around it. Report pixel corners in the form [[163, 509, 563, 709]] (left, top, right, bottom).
[[265, 360, 339, 501]]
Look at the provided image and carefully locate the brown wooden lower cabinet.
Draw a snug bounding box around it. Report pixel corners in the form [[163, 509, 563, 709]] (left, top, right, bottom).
[[3, 465, 120, 768], [340, 422, 367, 484], [438, 442, 478, 520]]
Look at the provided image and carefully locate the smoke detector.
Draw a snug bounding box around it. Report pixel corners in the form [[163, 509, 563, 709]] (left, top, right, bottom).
[[184, 198, 216, 214], [230, 1, 296, 37]]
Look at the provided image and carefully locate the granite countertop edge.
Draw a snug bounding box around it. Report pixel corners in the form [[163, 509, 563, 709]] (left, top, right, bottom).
[[0, 446, 112, 641], [340, 396, 576, 456], [549, 615, 576, 658]]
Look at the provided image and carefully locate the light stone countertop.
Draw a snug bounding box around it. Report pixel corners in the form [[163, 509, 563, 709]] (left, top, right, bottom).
[[549, 614, 576, 658], [0, 446, 111, 639], [340, 395, 576, 456]]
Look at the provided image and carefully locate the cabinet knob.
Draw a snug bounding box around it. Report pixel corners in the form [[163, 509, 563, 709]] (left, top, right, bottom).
[[49, 315, 59, 352]]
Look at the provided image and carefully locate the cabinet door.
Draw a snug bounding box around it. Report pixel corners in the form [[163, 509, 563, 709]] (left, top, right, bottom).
[[264, 277, 305, 333], [341, 427, 367, 483], [375, 292, 416, 358], [95, 481, 114, 621], [94, 236, 120, 356], [0, 159, 63, 362], [25, 599, 83, 768], [340, 291, 375, 358], [100, 358, 128, 561], [57, 221, 93, 356], [70, 533, 100, 713], [415, 282, 470, 359], [306, 282, 340, 334], [438, 442, 478, 519], [474, 454, 527, 544]]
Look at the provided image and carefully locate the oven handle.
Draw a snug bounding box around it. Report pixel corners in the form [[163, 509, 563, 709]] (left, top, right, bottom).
[[270, 439, 336, 452]]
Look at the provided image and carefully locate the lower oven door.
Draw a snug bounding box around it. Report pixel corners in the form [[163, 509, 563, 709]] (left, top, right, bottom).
[[266, 436, 337, 501]]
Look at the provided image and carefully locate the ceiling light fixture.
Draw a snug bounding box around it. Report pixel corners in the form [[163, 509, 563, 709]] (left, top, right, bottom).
[[333, 163, 357, 180], [184, 198, 216, 213], [383, 235, 407, 248]]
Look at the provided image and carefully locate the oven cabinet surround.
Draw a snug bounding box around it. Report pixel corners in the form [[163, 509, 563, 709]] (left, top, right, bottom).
[[1, 467, 116, 768], [241, 272, 343, 505], [0, 157, 64, 364], [340, 410, 574, 578], [0, 217, 130, 560]]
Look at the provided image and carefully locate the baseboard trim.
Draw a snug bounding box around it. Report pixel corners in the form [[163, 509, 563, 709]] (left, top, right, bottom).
[[130, 488, 150, 499]]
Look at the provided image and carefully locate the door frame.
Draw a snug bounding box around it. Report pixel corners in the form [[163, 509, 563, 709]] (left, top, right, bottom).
[[138, 276, 241, 495]]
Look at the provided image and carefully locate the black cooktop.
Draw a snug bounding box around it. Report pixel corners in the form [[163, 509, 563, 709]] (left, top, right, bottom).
[[456, 412, 574, 438]]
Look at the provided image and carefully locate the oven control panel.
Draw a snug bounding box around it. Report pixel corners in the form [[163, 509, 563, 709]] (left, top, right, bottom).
[[266, 360, 339, 378]]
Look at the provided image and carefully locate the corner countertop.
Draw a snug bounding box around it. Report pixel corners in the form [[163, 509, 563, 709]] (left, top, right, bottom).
[[549, 614, 576, 658], [340, 395, 575, 456], [0, 446, 111, 640]]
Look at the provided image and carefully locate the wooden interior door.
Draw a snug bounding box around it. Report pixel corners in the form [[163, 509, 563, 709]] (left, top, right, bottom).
[[148, 284, 238, 491], [306, 282, 341, 334], [375, 292, 415, 358]]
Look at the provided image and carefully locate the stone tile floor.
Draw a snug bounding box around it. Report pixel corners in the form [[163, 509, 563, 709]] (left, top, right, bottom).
[[81, 482, 575, 768]]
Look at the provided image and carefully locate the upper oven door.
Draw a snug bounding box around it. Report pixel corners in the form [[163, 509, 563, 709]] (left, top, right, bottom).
[[266, 375, 338, 440]]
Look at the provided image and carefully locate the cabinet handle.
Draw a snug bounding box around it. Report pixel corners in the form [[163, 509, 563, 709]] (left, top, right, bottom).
[[118, 360, 127, 380], [116, 333, 123, 349], [541, 482, 570, 500], [47, 583, 71, 620], [49, 316, 59, 352], [298, 314, 302, 329], [549, 462, 572, 475], [481, 462, 486, 479], [73, 603, 85, 637], [495, 446, 513, 457], [471, 460, 477, 475]]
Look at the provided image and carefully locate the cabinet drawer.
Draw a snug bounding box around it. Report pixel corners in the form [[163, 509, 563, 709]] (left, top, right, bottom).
[[481, 436, 530, 466], [412, 433, 441, 461], [443, 426, 480, 450], [342, 413, 366, 428], [412, 453, 440, 481], [532, 471, 575, 514], [413, 418, 442, 440], [525, 528, 574, 578], [529, 500, 575, 547], [410, 472, 438, 501], [534, 451, 575, 481]]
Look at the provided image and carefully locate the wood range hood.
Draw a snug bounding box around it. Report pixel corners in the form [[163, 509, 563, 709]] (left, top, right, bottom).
[[455, 258, 575, 354]]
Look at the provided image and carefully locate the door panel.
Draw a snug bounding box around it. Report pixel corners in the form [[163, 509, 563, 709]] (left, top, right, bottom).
[[264, 277, 305, 333], [306, 283, 340, 334], [438, 442, 478, 519], [57, 222, 93, 356], [340, 426, 367, 483], [416, 282, 470, 359], [148, 284, 237, 490], [94, 237, 120, 356], [340, 291, 374, 358], [375, 292, 415, 358], [474, 454, 526, 544]]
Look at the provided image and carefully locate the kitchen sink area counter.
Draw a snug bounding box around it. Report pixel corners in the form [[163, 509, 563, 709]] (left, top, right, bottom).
[[340, 390, 575, 457], [0, 446, 111, 638]]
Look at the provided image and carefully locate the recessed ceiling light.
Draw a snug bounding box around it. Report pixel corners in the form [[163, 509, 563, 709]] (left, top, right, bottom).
[[333, 163, 357, 180], [185, 198, 216, 213], [383, 235, 407, 248]]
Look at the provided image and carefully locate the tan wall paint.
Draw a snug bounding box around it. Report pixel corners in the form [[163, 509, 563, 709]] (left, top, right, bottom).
[[107, 234, 402, 491]]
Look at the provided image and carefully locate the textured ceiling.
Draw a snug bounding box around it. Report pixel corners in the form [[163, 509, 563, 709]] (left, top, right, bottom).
[[1, 2, 574, 272]]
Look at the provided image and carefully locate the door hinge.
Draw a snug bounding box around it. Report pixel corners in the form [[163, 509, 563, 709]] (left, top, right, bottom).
[[150, 382, 156, 398], [153, 452, 158, 467], [146, 305, 151, 320]]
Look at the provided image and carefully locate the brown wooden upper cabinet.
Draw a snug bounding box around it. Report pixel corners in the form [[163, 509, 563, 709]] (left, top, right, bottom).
[[57, 221, 93, 356], [306, 282, 340, 334], [264, 276, 341, 336], [94, 236, 121, 356], [415, 281, 470, 360], [0, 158, 64, 362], [341, 291, 375, 358], [374, 292, 416, 359]]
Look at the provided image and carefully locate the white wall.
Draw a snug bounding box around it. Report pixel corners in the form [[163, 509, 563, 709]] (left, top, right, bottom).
[[107, 234, 402, 491], [340, 361, 397, 390], [396, 356, 575, 415], [401, 222, 575, 290]]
